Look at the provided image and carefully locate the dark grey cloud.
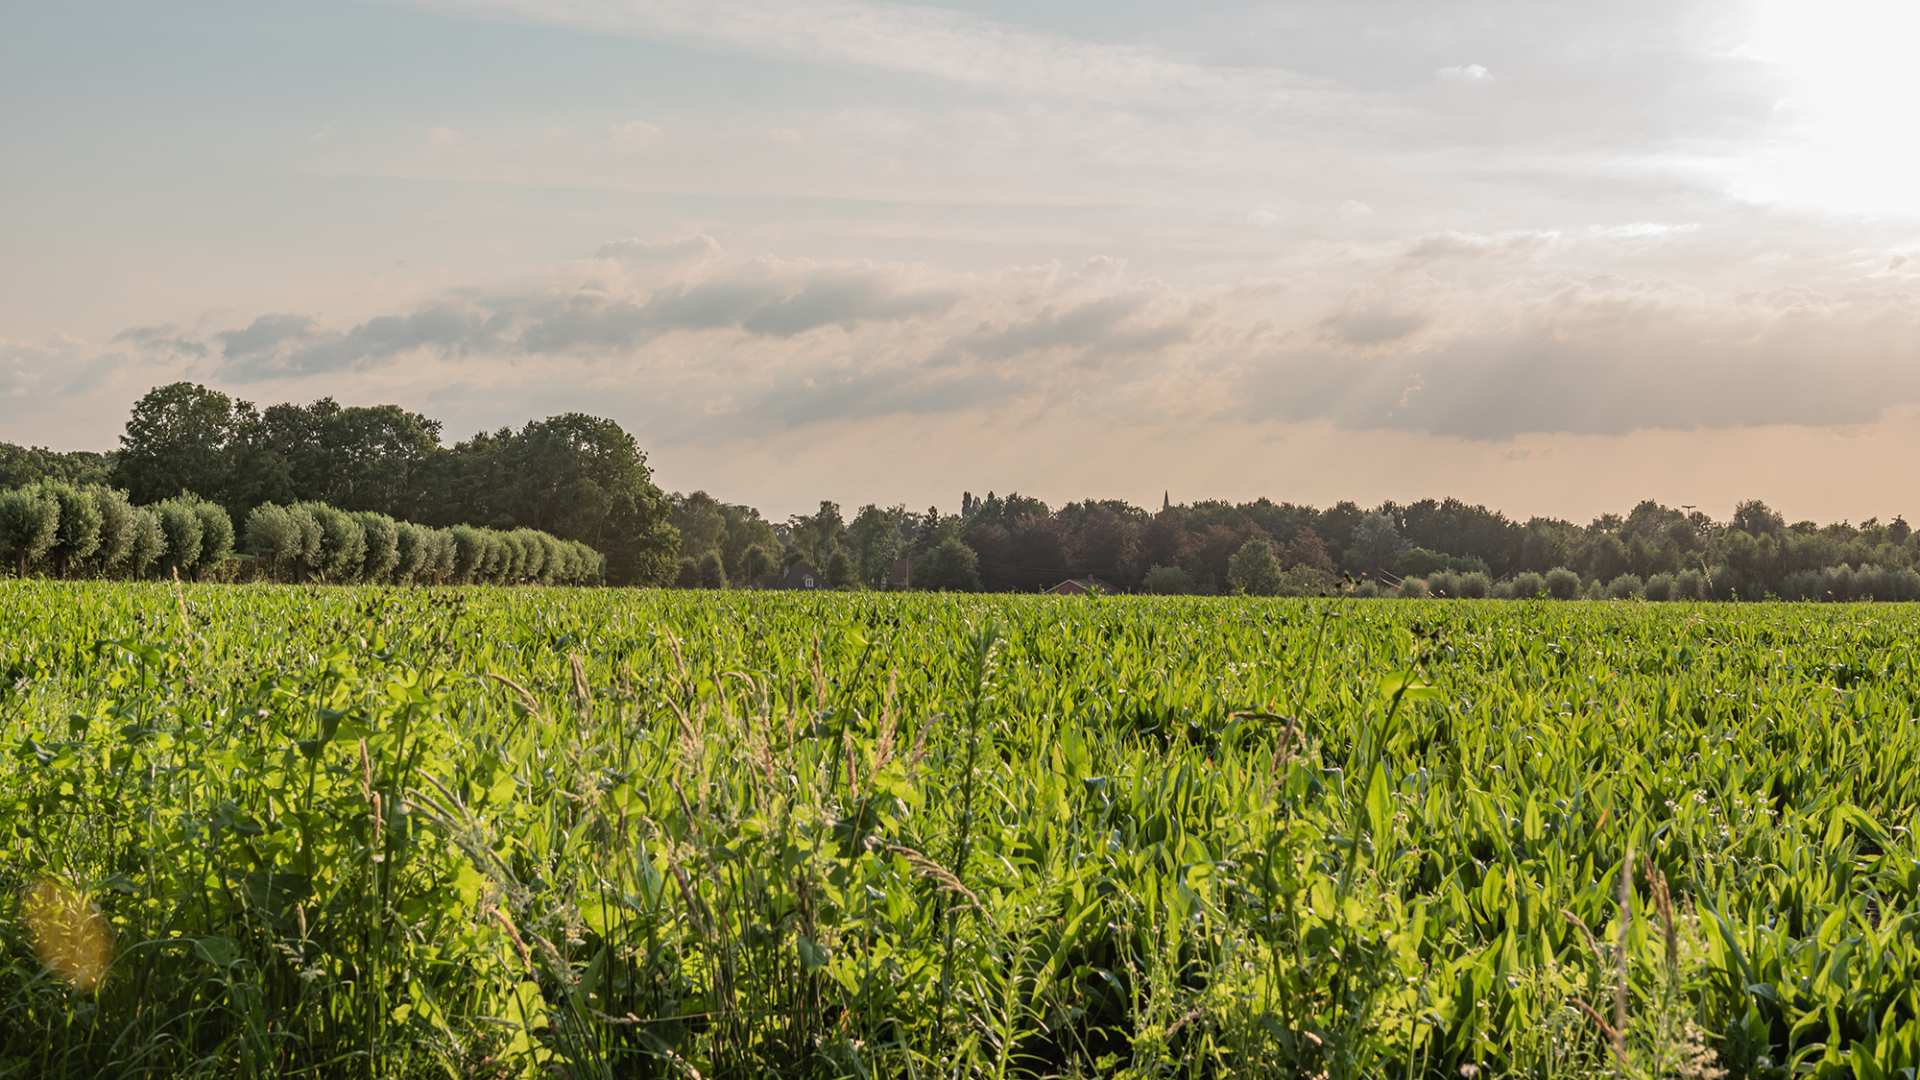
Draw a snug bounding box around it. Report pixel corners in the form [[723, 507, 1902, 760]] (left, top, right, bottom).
[[112, 326, 209, 359], [519, 270, 952, 352], [948, 293, 1189, 365], [1241, 289, 1920, 439], [217, 314, 321, 360], [741, 275, 955, 336], [733, 366, 1022, 431], [218, 305, 500, 381]]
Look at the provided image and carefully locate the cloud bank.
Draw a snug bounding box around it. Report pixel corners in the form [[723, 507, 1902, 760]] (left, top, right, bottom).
[[39, 232, 1896, 449]]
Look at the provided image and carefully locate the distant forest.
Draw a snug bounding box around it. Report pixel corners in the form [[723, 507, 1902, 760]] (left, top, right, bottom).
[[673, 488, 1920, 601], [7, 383, 1917, 599]]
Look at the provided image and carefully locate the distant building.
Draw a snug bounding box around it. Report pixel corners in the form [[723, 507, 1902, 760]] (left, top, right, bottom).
[[1045, 577, 1114, 596], [887, 557, 913, 589], [755, 560, 828, 591]]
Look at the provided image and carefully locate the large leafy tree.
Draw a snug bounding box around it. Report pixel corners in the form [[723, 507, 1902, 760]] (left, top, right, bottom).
[[247, 398, 442, 517], [431, 414, 678, 586], [113, 382, 256, 505]]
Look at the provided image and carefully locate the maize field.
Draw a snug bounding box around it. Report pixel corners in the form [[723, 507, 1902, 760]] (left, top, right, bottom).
[[4, 582, 1920, 1079]]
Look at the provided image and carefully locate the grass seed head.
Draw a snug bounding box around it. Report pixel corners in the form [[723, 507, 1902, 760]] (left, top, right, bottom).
[[23, 877, 114, 994]]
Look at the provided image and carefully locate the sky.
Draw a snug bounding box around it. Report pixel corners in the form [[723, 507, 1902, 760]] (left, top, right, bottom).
[[3, 0, 1919, 523]]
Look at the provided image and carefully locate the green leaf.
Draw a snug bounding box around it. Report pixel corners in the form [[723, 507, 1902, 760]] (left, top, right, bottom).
[[796, 935, 831, 972], [195, 936, 243, 970], [1366, 761, 1392, 848], [1377, 670, 1442, 702]]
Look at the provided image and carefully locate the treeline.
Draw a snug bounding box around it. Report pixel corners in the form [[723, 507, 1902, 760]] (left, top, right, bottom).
[[15, 382, 1919, 599], [0, 479, 602, 585], [103, 383, 675, 584], [241, 503, 604, 585], [670, 488, 1920, 601]]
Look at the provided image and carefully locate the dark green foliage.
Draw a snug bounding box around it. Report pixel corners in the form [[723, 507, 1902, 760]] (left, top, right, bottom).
[[113, 384, 676, 583], [423, 413, 677, 586], [1606, 572, 1645, 600], [354, 512, 402, 583], [740, 543, 775, 584], [1227, 538, 1283, 595], [36, 482, 103, 577], [1544, 566, 1582, 600], [916, 536, 982, 591], [243, 503, 313, 579], [0, 443, 112, 489], [1141, 564, 1197, 594], [697, 550, 728, 589], [0, 487, 60, 576], [150, 498, 204, 577], [188, 496, 235, 574], [294, 502, 366, 582], [113, 382, 250, 506]]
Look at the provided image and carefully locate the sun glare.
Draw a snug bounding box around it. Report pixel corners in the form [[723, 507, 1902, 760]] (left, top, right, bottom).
[[1734, 0, 1920, 216]]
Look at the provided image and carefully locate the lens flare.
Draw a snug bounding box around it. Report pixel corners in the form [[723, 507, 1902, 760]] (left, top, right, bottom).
[[23, 878, 114, 994]]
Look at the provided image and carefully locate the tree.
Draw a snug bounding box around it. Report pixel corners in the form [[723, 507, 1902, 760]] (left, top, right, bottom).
[[356, 513, 402, 583], [846, 504, 908, 587], [126, 507, 167, 577], [431, 414, 678, 586], [915, 537, 981, 592], [1282, 527, 1335, 576], [247, 504, 305, 580], [297, 502, 367, 582], [0, 487, 60, 576], [670, 492, 729, 560], [1348, 512, 1410, 575], [38, 481, 103, 577], [244, 398, 443, 518], [1137, 511, 1191, 573], [152, 498, 205, 578], [1730, 499, 1786, 538], [114, 383, 252, 505], [696, 550, 728, 589], [0, 444, 113, 489], [1142, 565, 1197, 594], [189, 497, 235, 575], [1071, 508, 1140, 579], [740, 543, 775, 585], [788, 501, 847, 570], [87, 486, 137, 575], [1227, 539, 1283, 596], [825, 549, 854, 589]]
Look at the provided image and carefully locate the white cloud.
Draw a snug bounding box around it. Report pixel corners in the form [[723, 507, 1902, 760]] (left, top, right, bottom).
[[609, 119, 659, 141], [1437, 63, 1492, 83], [425, 126, 460, 143]]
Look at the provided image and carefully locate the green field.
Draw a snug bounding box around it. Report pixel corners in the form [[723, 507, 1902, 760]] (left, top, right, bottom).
[[4, 583, 1920, 1079]]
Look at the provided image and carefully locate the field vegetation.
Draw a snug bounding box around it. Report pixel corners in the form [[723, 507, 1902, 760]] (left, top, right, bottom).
[[4, 585, 1920, 1078]]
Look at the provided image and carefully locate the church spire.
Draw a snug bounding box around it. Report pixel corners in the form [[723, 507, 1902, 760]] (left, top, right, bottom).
[[1162, 490, 1170, 511]]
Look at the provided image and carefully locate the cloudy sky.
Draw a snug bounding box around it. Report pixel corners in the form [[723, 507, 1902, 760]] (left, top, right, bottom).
[[5, 0, 1919, 522]]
